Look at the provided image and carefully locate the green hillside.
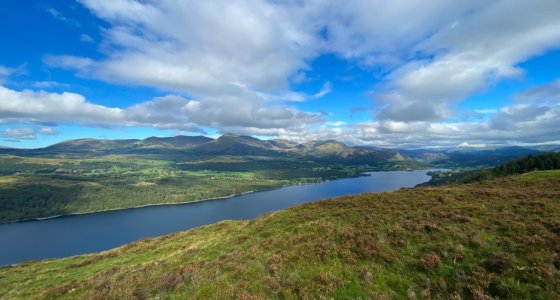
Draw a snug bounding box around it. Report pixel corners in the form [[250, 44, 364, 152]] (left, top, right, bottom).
[[2, 170, 559, 299], [425, 152, 560, 186]]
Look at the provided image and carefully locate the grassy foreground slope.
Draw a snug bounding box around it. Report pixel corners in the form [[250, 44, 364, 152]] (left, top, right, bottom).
[[2, 171, 560, 299]]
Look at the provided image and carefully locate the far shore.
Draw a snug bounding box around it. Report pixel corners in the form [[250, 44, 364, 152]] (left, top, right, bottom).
[[0, 169, 430, 225], [0, 174, 353, 225]]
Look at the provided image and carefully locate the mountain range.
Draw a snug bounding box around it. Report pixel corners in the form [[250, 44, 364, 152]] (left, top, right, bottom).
[[0, 134, 549, 167]]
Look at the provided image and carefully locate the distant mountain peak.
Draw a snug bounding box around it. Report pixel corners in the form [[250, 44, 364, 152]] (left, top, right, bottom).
[[218, 133, 241, 138]]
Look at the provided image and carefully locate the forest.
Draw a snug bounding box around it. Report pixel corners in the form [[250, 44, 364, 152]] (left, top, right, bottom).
[[424, 152, 560, 186]]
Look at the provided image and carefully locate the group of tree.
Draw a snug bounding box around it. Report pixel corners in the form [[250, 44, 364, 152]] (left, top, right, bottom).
[[425, 152, 560, 186]]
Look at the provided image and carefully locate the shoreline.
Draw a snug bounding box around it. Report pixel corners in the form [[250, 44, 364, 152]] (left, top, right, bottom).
[[0, 176, 349, 225], [0, 184, 292, 225], [0, 170, 426, 225], [0, 170, 434, 267]]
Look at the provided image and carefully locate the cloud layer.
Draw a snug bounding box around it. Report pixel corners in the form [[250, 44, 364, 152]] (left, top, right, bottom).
[[3, 0, 560, 147], [0, 86, 322, 134], [375, 0, 560, 122]]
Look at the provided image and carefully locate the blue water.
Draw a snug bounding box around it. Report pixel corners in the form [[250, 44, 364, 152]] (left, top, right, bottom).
[[0, 170, 432, 266]]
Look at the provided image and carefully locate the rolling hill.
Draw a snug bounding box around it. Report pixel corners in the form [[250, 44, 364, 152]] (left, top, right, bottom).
[[1, 134, 542, 167], [0, 134, 398, 159], [399, 146, 544, 168]]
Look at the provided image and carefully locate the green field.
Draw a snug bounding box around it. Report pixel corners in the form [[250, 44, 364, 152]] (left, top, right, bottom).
[[0, 154, 369, 223], [2, 170, 559, 299]]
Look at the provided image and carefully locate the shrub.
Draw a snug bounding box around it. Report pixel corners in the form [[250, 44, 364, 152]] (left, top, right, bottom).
[[421, 253, 442, 269]]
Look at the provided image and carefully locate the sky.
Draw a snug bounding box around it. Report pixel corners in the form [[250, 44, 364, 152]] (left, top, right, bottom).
[[0, 0, 559, 149]]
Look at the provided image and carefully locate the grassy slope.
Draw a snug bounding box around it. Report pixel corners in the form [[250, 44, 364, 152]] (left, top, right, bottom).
[[1, 171, 559, 299], [423, 152, 560, 187]]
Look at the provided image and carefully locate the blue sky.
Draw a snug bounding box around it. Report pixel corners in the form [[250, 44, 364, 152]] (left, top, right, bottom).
[[1, 0, 559, 149]]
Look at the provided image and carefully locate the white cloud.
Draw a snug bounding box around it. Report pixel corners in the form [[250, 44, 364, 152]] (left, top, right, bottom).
[[0, 66, 11, 78], [313, 82, 332, 98], [33, 0, 560, 147], [474, 109, 498, 114], [458, 142, 488, 149], [1, 127, 61, 141], [265, 82, 332, 102], [69, 0, 321, 95], [326, 121, 346, 127], [67, 1, 558, 104], [46, 8, 66, 21], [0, 86, 321, 134], [291, 71, 308, 84], [0, 66, 11, 84], [38, 127, 60, 136], [374, 0, 560, 122], [0, 86, 123, 126], [44, 55, 95, 73], [46, 7, 80, 26], [32, 81, 70, 89], [2, 128, 36, 140], [61, 0, 491, 96], [271, 85, 560, 148], [319, 0, 488, 65], [0, 64, 27, 83], [80, 34, 95, 43], [515, 79, 560, 105]]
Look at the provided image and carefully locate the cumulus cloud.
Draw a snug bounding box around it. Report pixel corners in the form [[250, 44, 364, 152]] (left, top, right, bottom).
[[0, 86, 322, 134], [374, 0, 560, 122], [273, 80, 560, 147], [56, 0, 489, 95], [0, 86, 123, 126], [515, 79, 560, 105], [38, 127, 60, 136], [282, 101, 560, 149], [319, 0, 488, 65], [66, 0, 321, 95], [32, 0, 560, 147], [2, 128, 36, 140], [1, 127, 61, 141]]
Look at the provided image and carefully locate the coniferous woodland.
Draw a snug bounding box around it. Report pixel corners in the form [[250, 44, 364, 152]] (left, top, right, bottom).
[[424, 152, 560, 186]]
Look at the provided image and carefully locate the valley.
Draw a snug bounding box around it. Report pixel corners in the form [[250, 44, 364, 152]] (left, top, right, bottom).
[[0, 134, 539, 223], [2, 1, 559, 298]]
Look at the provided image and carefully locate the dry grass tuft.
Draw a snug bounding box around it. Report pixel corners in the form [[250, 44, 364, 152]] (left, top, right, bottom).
[[421, 253, 442, 270]]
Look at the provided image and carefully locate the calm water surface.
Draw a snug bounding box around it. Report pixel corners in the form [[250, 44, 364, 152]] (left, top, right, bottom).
[[0, 170, 432, 266]]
